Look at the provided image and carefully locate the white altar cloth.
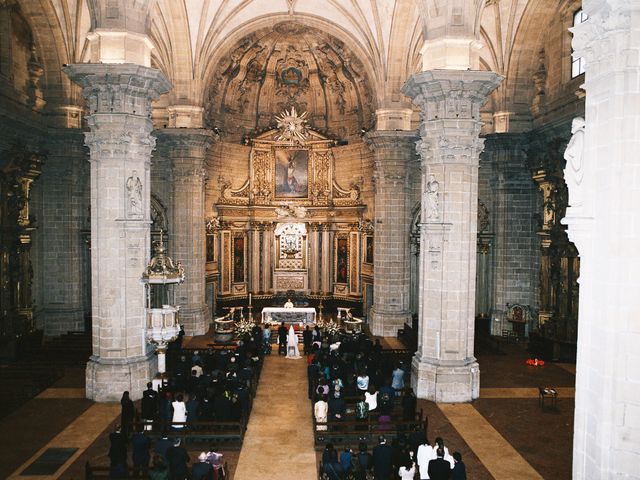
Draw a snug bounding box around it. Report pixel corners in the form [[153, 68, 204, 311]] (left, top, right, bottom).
[[262, 307, 316, 324]]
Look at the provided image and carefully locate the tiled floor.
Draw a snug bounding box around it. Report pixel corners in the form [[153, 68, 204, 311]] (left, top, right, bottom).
[[0, 339, 576, 479]]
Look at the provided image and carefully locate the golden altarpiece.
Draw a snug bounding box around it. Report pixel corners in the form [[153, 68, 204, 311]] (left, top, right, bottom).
[[207, 110, 371, 309]]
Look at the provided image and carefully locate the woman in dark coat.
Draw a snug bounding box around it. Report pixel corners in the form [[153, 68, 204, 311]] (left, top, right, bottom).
[[120, 391, 135, 437]]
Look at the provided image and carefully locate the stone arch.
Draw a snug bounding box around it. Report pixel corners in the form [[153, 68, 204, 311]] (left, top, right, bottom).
[[2, 0, 74, 113], [502, 0, 581, 122]]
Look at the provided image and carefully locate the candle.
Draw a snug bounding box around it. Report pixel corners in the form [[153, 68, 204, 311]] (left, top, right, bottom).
[[249, 293, 252, 305]]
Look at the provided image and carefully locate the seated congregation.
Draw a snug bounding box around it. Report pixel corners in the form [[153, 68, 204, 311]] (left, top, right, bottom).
[[308, 331, 468, 479], [89, 327, 266, 479]]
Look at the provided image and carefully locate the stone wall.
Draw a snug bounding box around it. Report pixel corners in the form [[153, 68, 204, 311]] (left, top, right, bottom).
[[480, 134, 540, 330]]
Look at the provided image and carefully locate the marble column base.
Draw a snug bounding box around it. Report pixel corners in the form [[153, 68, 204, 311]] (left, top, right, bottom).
[[40, 307, 86, 337], [86, 354, 157, 402], [369, 308, 411, 337], [411, 355, 480, 403], [178, 304, 209, 336]]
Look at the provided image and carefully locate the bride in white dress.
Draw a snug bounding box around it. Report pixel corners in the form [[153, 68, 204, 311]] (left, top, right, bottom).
[[286, 325, 301, 359]]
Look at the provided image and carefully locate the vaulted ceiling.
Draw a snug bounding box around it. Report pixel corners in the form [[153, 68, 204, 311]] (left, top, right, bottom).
[[12, 0, 571, 124]]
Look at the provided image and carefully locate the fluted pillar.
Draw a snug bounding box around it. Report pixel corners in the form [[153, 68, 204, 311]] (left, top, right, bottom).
[[566, 1, 640, 477], [64, 64, 171, 401], [403, 70, 502, 402], [157, 129, 214, 336], [366, 131, 415, 336]]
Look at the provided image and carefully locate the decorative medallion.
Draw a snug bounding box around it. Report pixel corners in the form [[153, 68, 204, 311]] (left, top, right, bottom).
[[275, 107, 308, 144]]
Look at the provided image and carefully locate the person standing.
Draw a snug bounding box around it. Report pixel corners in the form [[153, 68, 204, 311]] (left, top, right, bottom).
[[372, 435, 393, 480], [131, 426, 151, 476], [416, 438, 434, 480], [262, 324, 272, 355], [108, 425, 127, 478], [451, 452, 466, 480], [120, 391, 135, 437], [278, 322, 288, 355], [302, 324, 313, 355], [165, 438, 190, 480], [398, 457, 417, 480], [171, 394, 187, 430], [286, 325, 301, 358], [141, 382, 158, 431], [428, 448, 452, 480]]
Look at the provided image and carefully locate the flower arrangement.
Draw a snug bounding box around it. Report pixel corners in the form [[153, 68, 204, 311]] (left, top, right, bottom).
[[324, 319, 340, 336], [235, 318, 255, 337]]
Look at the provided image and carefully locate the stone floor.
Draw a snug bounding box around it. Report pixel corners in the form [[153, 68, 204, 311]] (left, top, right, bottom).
[[0, 339, 575, 480]]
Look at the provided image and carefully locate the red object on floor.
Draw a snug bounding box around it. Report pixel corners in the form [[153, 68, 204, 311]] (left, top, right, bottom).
[[526, 358, 545, 366]]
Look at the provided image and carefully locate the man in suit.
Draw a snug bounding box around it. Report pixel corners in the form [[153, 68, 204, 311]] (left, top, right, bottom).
[[302, 324, 313, 355], [141, 382, 158, 431], [372, 435, 393, 479], [165, 438, 190, 480], [277, 322, 288, 355], [428, 448, 452, 480]]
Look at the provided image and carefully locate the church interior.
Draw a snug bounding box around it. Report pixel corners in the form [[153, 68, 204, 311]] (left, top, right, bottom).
[[0, 0, 638, 479]]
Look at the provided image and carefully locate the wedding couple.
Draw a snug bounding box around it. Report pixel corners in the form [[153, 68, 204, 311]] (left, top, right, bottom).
[[280, 322, 301, 359]]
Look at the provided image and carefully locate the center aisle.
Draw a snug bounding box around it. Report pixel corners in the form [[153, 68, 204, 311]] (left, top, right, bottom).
[[234, 349, 317, 479]]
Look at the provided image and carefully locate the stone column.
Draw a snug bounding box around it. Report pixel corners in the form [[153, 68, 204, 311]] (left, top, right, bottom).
[[64, 64, 171, 402], [249, 223, 261, 296], [158, 129, 214, 336], [366, 131, 415, 336], [308, 223, 321, 295], [37, 130, 88, 336], [403, 70, 502, 402], [263, 223, 274, 293], [567, 2, 640, 477], [320, 224, 333, 295]]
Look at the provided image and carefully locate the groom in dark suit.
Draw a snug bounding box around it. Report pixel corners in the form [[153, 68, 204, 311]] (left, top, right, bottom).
[[278, 322, 288, 355], [428, 448, 452, 480]]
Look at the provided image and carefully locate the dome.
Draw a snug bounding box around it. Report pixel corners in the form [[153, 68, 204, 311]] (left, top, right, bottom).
[[205, 22, 375, 143]]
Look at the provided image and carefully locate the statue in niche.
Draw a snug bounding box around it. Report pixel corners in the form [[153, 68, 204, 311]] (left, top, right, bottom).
[[425, 174, 440, 220], [564, 117, 586, 208], [126, 171, 143, 216]]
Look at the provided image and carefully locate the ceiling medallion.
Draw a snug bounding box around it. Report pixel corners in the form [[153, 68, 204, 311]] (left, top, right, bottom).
[[275, 107, 308, 144]]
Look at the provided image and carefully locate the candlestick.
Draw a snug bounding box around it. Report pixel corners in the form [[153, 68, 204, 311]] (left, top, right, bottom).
[[249, 293, 252, 305]]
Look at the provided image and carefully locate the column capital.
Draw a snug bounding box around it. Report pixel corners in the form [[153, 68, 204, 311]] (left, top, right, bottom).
[[364, 130, 418, 153], [403, 70, 502, 167], [63, 63, 171, 117], [572, 1, 640, 78], [403, 70, 503, 119]]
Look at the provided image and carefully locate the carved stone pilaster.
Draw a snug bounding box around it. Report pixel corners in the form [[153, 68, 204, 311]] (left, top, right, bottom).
[[403, 70, 502, 402], [156, 129, 215, 335], [365, 131, 416, 336], [64, 63, 171, 402]]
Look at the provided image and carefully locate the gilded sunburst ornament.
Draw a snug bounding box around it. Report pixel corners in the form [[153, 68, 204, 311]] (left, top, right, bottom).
[[275, 107, 308, 144]]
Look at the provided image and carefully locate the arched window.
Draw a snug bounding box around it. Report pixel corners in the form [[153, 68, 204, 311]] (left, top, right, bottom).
[[571, 8, 588, 78]]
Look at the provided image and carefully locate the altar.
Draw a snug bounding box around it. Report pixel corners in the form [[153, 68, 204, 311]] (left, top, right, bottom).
[[261, 307, 316, 324]]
